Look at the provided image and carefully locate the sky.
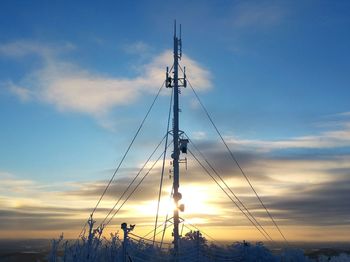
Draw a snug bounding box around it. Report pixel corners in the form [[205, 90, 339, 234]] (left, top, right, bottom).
[[0, 0, 350, 243]]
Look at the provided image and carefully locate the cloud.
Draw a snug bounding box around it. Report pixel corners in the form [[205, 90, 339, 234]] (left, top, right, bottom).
[[6, 82, 33, 101], [222, 122, 350, 151], [1, 131, 350, 239], [0, 40, 74, 58], [1, 113, 350, 239], [0, 41, 212, 122], [230, 2, 286, 29], [264, 178, 350, 226], [122, 41, 151, 55], [0, 171, 163, 234], [180, 123, 350, 230], [337, 112, 350, 117]]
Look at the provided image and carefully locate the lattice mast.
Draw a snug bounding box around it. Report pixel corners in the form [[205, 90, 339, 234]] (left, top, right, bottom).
[[166, 21, 187, 257]]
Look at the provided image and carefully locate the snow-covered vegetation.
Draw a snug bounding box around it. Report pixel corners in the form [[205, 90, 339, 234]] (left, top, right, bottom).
[[48, 218, 350, 262], [51, 228, 350, 261]]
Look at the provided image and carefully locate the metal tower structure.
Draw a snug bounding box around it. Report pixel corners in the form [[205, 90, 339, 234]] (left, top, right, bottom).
[[166, 21, 187, 258]]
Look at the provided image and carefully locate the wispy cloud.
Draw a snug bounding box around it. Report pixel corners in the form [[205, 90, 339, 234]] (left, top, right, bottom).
[[122, 41, 151, 55], [223, 121, 350, 151], [6, 82, 33, 101], [0, 41, 212, 124], [0, 40, 74, 58], [229, 2, 286, 29]]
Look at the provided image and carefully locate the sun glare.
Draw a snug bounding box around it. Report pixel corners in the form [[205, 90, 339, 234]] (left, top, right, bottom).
[[133, 183, 221, 220]]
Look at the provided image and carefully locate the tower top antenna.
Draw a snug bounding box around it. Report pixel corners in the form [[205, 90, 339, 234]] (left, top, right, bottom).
[[180, 24, 182, 39], [173, 20, 182, 58], [174, 20, 182, 39]]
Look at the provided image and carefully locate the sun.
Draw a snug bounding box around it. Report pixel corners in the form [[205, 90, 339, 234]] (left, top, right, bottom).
[[133, 183, 220, 220], [177, 184, 220, 216]]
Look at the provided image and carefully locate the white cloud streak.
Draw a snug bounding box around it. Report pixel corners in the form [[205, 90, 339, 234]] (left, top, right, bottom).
[[0, 40, 74, 58], [230, 2, 286, 28], [1, 41, 212, 120], [225, 122, 350, 151]]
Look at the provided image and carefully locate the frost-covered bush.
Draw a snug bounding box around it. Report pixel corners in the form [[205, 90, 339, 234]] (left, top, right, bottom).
[[50, 224, 314, 262], [329, 253, 350, 262], [281, 248, 312, 262], [230, 241, 279, 262], [49, 233, 123, 262], [317, 253, 350, 262]]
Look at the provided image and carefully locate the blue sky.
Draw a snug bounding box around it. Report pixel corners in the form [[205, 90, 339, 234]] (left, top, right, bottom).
[[1, 1, 350, 241]]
